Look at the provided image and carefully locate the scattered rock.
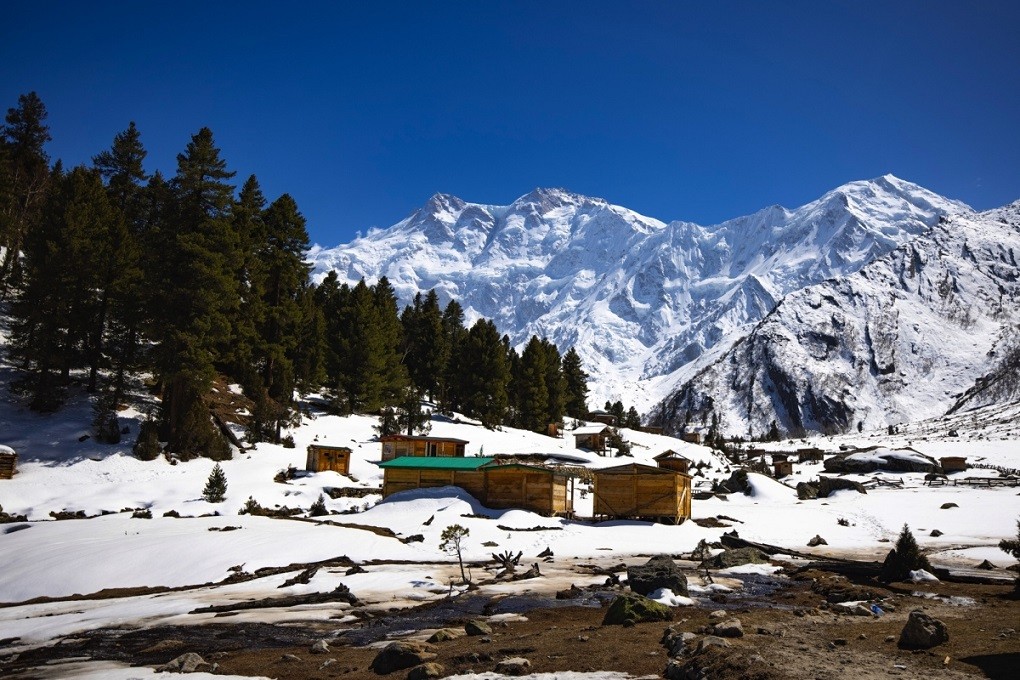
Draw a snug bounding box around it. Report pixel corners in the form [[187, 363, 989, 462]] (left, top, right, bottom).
[[832, 638, 848, 646], [310, 639, 330, 654], [370, 641, 438, 674], [494, 657, 532, 676], [696, 636, 731, 653], [661, 626, 697, 657], [899, 609, 949, 649], [426, 628, 459, 643], [807, 534, 828, 547], [795, 482, 818, 500], [929, 529, 943, 537], [717, 470, 751, 495], [401, 534, 425, 544], [602, 593, 674, 626], [407, 662, 445, 680], [346, 564, 367, 575], [465, 620, 492, 636], [816, 476, 867, 497], [708, 610, 727, 621], [976, 559, 998, 570], [155, 652, 213, 673], [627, 555, 689, 596], [712, 619, 744, 638], [940, 503, 958, 510], [537, 547, 553, 558], [700, 547, 768, 569], [280, 654, 302, 663]]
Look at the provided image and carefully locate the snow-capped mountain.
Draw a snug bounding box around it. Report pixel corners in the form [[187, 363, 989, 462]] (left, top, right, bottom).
[[655, 202, 1020, 436], [310, 175, 971, 420]]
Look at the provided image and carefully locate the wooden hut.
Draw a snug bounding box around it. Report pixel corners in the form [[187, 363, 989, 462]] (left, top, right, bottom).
[[637, 425, 664, 435], [483, 462, 574, 517], [380, 434, 468, 461], [593, 463, 692, 523], [572, 425, 609, 454], [770, 452, 790, 464], [588, 410, 618, 426], [680, 431, 703, 445], [0, 446, 16, 480], [306, 444, 352, 474], [654, 450, 692, 474], [797, 447, 825, 463], [379, 456, 492, 498], [773, 460, 794, 478], [939, 456, 968, 473]]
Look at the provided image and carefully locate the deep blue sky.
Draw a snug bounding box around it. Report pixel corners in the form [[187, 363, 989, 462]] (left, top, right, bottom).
[[3, 1, 1018, 245]]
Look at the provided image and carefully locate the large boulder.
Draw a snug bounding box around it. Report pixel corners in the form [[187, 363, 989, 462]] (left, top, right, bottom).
[[899, 609, 949, 649], [602, 594, 674, 626], [494, 657, 532, 676], [464, 619, 492, 636], [407, 663, 445, 680], [816, 477, 867, 497], [155, 653, 214, 673], [795, 482, 818, 500], [700, 547, 769, 569], [370, 641, 438, 674], [717, 470, 751, 495], [627, 555, 689, 596]]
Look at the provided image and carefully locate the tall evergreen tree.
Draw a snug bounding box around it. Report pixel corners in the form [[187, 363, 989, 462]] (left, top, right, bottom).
[[561, 347, 589, 419], [540, 338, 566, 427], [518, 336, 550, 432], [152, 127, 238, 459], [0, 92, 52, 296], [461, 319, 510, 428], [228, 175, 267, 387], [439, 299, 468, 412]]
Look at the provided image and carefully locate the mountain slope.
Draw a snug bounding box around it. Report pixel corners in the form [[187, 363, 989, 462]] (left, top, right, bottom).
[[655, 204, 1020, 436], [310, 176, 968, 412]]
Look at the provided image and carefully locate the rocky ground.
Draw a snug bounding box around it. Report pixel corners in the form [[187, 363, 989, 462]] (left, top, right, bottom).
[[2, 560, 1017, 680]]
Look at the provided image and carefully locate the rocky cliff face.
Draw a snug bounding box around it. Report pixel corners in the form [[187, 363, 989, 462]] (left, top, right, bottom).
[[654, 204, 1020, 436]]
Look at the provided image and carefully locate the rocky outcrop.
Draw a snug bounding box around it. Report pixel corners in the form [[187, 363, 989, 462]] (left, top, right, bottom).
[[602, 594, 674, 626], [370, 641, 438, 674], [627, 555, 689, 596], [899, 609, 949, 649]]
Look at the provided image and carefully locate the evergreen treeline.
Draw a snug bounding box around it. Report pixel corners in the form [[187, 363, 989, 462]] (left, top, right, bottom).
[[0, 92, 591, 460]]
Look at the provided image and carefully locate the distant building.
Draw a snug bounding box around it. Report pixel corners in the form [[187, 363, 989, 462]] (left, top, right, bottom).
[[797, 448, 825, 463], [380, 434, 468, 461], [305, 444, 352, 475], [654, 449, 692, 475], [592, 463, 692, 523], [680, 432, 703, 445], [939, 456, 968, 473], [588, 411, 618, 426], [572, 424, 610, 453], [773, 460, 794, 478], [0, 445, 16, 480]]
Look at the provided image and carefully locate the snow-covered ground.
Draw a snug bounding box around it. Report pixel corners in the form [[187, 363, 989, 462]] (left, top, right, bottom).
[[1, 382, 1017, 658]]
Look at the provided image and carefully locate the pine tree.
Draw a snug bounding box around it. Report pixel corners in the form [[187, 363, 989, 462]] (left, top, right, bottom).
[[152, 127, 238, 459], [999, 520, 1020, 594], [561, 347, 589, 419], [0, 92, 51, 297], [518, 336, 549, 432], [541, 338, 566, 428], [202, 463, 228, 503], [398, 385, 432, 436], [371, 276, 409, 407], [624, 406, 642, 429], [439, 299, 468, 412], [461, 319, 510, 428], [228, 175, 267, 388], [880, 524, 932, 582]]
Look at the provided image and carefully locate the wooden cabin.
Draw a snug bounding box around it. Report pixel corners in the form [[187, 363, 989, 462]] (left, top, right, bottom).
[[939, 456, 968, 473], [637, 425, 664, 435], [306, 444, 352, 474], [797, 447, 825, 463], [680, 432, 703, 445], [380, 434, 468, 461], [773, 460, 794, 478], [572, 425, 609, 453], [770, 452, 790, 464], [0, 446, 16, 480], [592, 463, 692, 524], [588, 411, 618, 426], [483, 462, 574, 516], [654, 449, 692, 474], [379, 456, 492, 498], [378, 457, 576, 517]]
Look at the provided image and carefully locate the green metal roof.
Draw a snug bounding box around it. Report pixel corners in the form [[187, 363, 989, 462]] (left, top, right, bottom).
[[377, 456, 495, 470]]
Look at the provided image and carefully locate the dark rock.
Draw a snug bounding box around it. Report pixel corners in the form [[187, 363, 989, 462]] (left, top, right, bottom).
[[537, 547, 553, 558], [370, 641, 438, 674], [556, 585, 584, 599], [407, 662, 445, 680], [796, 482, 818, 500], [807, 534, 828, 547], [426, 629, 459, 643], [155, 652, 213, 673], [627, 555, 689, 596], [163, 510, 181, 518], [602, 594, 674, 626], [280, 653, 302, 662], [717, 469, 751, 495], [661, 625, 697, 657], [899, 609, 949, 649], [816, 476, 867, 497], [929, 529, 943, 537], [976, 559, 997, 570], [401, 534, 425, 543], [700, 547, 769, 569], [310, 640, 330, 654], [696, 636, 731, 653], [940, 502, 958, 510], [465, 620, 492, 636], [712, 619, 744, 638], [494, 657, 531, 676]]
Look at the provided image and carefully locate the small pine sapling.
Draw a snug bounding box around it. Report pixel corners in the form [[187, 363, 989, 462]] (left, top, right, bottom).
[[999, 519, 1020, 595], [880, 523, 932, 582], [309, 494, 328, 517], [440, 524, 470, 584], [203, 463, 228, 503]]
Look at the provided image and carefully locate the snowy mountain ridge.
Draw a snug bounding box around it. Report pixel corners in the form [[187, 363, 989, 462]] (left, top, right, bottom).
[[310, 175, 973, 423]]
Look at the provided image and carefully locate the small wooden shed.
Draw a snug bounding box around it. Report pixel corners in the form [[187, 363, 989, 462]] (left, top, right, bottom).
[[797, 447, 825, 463], [680, 431, 703, 445], [593, 463, 692, 524], [572, 425, 609, 453], [0, 446, 16, 480], [379, 456, 492, 498], [773, 460, 794, 478], [306, 444, 352, 474], [588, 411, 617, 426], [380, 434, 468, 461], [483, 462, 574, 517], [770, 452, 790, 464], [654, 450, 692, 475], [939, 456, 968, 473]]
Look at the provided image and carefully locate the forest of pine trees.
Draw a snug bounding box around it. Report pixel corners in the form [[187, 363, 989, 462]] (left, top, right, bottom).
[[0, 92, 592, 460]]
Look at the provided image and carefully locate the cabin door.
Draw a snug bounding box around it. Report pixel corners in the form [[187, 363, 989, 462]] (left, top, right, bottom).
[[428, 442, 438, 457]]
